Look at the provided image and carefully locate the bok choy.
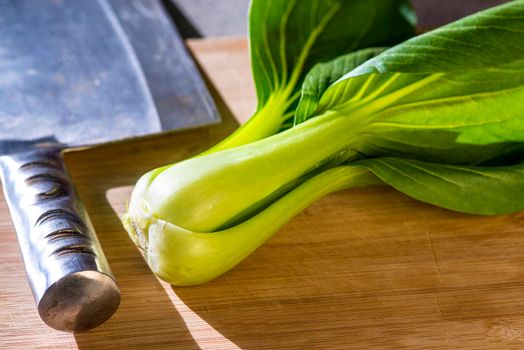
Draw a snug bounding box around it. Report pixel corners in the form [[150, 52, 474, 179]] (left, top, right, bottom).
[[123, 1, 524, 286]]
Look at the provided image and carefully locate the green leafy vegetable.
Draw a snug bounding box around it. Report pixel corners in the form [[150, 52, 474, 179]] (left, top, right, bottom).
[[123, 1, 524, 286], [206, 0, 415, 153]]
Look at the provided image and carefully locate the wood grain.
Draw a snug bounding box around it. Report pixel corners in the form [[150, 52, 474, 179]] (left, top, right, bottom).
[[2, 37, 524, 350]]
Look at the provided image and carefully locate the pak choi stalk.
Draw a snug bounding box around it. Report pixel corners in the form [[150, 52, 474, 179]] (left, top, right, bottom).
[[123, 165, 381, 286]]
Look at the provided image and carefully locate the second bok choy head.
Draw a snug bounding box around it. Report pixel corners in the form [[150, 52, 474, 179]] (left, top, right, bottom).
[[123, 0, 524, 286]]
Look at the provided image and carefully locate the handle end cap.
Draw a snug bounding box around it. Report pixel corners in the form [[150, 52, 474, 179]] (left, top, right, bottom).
[[38, 270, 120, 332]]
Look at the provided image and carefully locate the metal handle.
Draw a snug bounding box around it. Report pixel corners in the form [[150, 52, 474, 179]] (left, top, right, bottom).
[[0, 146, 120, 332]]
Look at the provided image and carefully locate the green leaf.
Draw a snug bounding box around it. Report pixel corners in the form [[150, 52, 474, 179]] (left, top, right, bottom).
[[207, 0, 415, 153], [312, 1, 524, 163], [357, 157, 524, 215], [295, 47, 386, 125]]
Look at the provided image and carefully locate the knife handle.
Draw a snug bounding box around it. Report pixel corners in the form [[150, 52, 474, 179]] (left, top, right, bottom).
[[0, 146, 120, 332]]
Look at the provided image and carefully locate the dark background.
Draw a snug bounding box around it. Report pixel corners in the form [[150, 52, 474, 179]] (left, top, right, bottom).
[[167, 0, 510, 38]]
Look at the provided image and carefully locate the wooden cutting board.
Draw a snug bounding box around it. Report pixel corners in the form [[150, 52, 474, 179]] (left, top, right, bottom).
[[2, 37, 524, 350]]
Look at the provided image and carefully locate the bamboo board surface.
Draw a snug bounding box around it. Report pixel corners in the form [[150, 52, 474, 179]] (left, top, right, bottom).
[[2, 37, 524, 350]]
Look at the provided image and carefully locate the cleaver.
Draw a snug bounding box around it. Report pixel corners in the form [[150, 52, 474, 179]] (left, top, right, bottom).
[[0, 0, 228, 332]]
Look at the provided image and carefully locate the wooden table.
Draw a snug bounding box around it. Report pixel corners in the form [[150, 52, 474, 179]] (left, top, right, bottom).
[[2, 38, 524, 350]]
